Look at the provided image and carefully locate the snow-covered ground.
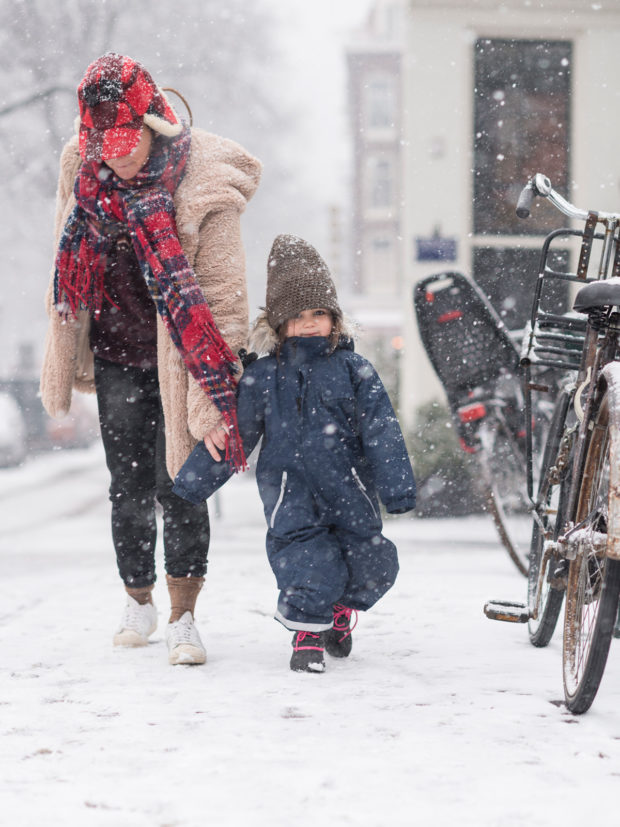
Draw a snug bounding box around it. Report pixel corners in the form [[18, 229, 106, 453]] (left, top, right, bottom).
[[2, 446, 620, 826]]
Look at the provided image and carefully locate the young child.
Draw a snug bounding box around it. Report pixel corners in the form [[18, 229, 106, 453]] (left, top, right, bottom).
[[173, 234, 416, 672]]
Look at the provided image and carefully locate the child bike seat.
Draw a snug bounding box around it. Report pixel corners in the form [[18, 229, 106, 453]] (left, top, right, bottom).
[[414, 271, 521, 451], [414, 271, 519, 396]]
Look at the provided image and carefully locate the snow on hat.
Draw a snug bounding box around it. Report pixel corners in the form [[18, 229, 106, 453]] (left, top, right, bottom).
[[265, 234, 341, 331], [77, 52, 182, 163]]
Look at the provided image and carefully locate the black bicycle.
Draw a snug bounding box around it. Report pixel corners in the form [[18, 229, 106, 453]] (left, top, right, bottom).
[[415, 271, 540, 576], [485, 173, 620, 714]]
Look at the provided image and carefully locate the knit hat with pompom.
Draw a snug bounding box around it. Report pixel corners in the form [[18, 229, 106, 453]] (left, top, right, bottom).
[[265, 234, 341, 331]]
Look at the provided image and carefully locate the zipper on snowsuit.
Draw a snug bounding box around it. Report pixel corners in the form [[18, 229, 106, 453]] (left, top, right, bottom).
[[351, 466, 378, 519], [270, 470, 288, 528]]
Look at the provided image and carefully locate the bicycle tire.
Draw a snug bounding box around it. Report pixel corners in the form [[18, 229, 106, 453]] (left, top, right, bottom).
[[482, 416, 530, 577], [562, 389, 620, 714], [527, 390, 571, 647], [485, 486, 528, 576]]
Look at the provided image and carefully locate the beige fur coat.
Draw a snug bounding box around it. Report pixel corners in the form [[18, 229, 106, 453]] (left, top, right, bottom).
[[40, 128, 261, 476]]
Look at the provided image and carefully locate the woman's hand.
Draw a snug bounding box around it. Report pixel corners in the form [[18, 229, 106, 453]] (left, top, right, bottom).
[[203, 424, 229, 462]]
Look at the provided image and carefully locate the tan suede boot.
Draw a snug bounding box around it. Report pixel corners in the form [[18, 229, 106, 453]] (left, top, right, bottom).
[[165, 575, 206, 665]]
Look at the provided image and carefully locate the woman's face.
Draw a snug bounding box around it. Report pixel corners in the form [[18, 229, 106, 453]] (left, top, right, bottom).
[[105, 126, 153, 180]]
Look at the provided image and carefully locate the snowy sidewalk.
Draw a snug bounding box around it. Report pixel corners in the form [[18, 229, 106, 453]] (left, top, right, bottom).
[[2, 448, 620, 826]]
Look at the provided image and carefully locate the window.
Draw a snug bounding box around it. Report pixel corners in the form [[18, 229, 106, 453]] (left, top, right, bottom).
[[366, 156, 393, 209], [365, 235, 397, 293], [474, 39, 571, 236], [473, 246, 569, 331], [365, 73, 396, 130]]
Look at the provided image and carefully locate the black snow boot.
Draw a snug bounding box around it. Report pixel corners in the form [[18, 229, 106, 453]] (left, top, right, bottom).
[[325, 604, 357, 658], [290, 630, 327, 673]]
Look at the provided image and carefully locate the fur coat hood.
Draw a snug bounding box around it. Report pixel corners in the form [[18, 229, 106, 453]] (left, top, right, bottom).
[[40, 127, 261, 477]]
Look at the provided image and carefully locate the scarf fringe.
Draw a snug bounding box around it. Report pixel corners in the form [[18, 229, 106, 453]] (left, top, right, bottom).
[[222, 412, 248, 472], [55, 211, 112, 318]]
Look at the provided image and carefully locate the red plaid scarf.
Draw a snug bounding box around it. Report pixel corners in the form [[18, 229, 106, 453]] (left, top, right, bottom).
[[53, 126, 247, 471]]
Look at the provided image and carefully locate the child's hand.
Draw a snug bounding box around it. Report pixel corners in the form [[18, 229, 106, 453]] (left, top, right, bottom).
[[203, 424, 229, 462]]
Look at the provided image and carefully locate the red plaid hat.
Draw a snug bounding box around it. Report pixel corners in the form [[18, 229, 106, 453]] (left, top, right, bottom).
[[77, 52, 182, 162]]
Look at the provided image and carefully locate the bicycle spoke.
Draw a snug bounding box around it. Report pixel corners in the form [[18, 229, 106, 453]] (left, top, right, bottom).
[[483, 413, 531, 576]]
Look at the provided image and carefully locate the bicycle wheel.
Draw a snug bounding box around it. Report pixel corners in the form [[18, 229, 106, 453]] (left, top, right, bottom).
[[527, 390, 572, 647], [562, 389, 620, 714], [482, 415, 530, 576]]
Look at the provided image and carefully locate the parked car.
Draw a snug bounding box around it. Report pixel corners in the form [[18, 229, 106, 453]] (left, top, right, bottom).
[[0, 391, 27, 467], [45, 395, 100, 450]]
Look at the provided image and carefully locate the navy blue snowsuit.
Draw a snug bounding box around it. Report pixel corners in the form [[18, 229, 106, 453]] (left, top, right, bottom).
[[173, 336, 416, 631]]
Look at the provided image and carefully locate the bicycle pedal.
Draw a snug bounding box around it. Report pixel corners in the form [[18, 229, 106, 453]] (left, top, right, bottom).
[[483, 600, 530, 623]]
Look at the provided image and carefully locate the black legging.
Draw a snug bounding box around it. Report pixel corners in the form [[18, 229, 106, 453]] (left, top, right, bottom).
[[94, 356, 210, 588]]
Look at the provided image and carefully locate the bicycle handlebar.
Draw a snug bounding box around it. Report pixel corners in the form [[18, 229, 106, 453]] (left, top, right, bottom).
[[516, 172, 620, 223], [516, 181, 536, 219]]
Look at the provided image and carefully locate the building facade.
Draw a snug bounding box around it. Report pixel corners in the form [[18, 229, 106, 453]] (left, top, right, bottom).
[[345, 1, 406, 403], [348, 0, 620, 430], [399, 0, 620, 429]]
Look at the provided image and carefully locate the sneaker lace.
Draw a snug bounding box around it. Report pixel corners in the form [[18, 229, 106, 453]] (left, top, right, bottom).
[[170, 616, 197, 646], [332, 604, 358, 642], [121, 599, 152, 631]]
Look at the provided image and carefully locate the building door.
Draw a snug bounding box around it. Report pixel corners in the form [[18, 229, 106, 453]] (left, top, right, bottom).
[[472, 38, 572, 329]]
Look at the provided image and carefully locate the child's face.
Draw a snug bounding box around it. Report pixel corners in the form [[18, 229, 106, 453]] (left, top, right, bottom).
[[284, 308, 333, 339]]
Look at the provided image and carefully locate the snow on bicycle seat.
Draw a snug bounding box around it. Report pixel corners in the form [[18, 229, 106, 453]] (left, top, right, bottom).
[[414, 271, 519, 399], [573, 278, 620, 313]]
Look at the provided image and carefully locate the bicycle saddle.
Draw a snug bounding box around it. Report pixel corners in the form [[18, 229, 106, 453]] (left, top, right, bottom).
[[573, 279, 620, 313]]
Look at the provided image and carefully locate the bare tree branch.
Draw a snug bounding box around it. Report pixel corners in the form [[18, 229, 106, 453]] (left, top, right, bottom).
[[0, 85, 73, 118]]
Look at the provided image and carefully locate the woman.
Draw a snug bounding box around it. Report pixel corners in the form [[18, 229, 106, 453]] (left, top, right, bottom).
[[40, 53, 261, 665]]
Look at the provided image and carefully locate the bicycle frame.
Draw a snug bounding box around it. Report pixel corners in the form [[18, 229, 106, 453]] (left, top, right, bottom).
[[562, 321, 620, 545], [602, 361, 620, 561], [485, 176, 620, 712], [519, 179, 620, 533]]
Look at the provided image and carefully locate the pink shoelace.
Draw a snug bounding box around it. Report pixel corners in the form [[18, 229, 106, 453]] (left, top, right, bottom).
[[332, 604, 358, 642], [293, 631, 324, 652]]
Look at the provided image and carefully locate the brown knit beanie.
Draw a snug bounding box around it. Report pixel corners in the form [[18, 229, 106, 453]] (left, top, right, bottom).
[[265, 234, 341, 331]]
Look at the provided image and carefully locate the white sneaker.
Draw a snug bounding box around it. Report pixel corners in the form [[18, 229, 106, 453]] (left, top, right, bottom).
[[113, 596, 157, 647], [166, 611, 206, 665]]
